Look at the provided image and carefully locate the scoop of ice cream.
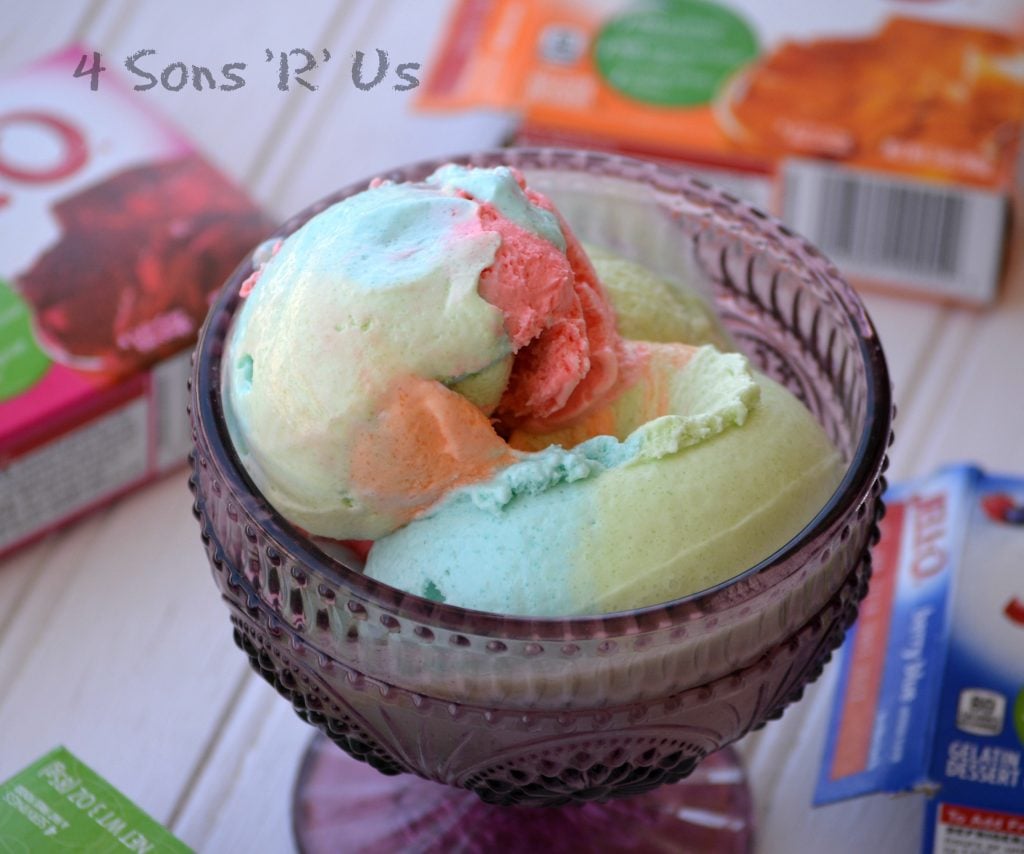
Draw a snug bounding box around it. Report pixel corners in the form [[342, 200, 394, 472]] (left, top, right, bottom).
[[223, 165, 626, 539], [585, 243, 730, 350], [224, 162, 844, 616], [365, 342, 843, 615]]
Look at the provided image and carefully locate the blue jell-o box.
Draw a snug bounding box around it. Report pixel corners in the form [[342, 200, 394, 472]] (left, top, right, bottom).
[[816, 465, 1024, 853]]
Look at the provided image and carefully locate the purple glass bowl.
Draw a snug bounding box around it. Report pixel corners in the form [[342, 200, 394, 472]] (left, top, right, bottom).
[[188, 148, 892, 810]]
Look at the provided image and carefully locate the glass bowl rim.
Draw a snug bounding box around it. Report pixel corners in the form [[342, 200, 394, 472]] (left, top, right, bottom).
[[191, 146, 892, 639]]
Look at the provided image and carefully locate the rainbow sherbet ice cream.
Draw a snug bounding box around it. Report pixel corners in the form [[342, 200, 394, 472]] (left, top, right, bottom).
[[223, 164, 844, 616]]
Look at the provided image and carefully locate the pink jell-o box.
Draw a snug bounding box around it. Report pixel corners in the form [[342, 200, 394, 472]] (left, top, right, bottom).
[[817, 465, 1024, 853], [0, 45, 272, 558]]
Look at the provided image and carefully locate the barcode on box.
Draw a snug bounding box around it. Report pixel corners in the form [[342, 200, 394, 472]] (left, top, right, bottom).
[[782, 159, 1006, 303], [152, 349, 194, 472], [0, 399, 148, 552]]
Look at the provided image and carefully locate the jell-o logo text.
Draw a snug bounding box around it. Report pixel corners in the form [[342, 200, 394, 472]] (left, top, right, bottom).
[[909, 492, 947, 583], [0, 110, 88, 202]]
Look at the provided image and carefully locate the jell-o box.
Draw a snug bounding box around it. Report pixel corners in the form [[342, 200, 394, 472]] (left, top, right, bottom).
[[817, 464, 1024, 853], [0, 45, 273, 558]]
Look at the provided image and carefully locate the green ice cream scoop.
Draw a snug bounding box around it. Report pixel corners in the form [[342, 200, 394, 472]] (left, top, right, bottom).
[[364, 250, 844, 616]]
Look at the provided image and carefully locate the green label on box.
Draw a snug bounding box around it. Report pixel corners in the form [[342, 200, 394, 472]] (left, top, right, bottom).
[[0, 277, 51, 401], [0, 747, 192, 853], [596, 0, 759, 106]]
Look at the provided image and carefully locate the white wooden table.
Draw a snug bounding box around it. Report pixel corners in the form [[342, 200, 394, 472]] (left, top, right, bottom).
[[2, 2, 1022, 851]]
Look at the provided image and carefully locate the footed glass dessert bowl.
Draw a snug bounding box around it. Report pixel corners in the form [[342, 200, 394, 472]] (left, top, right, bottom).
[[188, 148, 892, 852]]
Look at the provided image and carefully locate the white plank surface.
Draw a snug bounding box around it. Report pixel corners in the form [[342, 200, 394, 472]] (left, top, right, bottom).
[[0, 1, 101, 69], [1, 2, 1020, 852], [251, 0, 513, 216], [78, 0, 373, 187], [0, 476, 246, 822], [171, 677, 310, 851]]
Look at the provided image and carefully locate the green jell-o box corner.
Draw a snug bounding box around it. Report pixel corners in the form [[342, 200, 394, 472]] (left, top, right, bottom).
[[0, 747, 192, 853]]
